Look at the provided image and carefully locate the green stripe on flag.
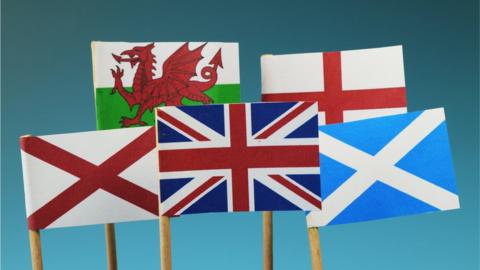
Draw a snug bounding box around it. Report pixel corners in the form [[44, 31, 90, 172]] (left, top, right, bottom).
[[95, 84, 241, 130]]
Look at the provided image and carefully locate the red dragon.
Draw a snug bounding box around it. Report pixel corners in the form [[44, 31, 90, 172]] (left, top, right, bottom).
[[110, 42, 223, 127]]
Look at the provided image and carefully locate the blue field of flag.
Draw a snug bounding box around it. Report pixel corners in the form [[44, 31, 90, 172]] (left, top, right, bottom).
[[307, 108, 460, 227]]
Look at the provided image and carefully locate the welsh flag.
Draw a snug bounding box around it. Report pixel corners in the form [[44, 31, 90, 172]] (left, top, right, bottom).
[[92, 41, 241, 129]]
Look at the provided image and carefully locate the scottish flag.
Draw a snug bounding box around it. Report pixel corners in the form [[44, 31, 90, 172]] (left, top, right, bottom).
[[307, 108, 460, 227]]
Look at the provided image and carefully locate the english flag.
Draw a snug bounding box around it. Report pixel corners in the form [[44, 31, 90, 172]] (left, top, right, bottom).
[[156, 102, 322, 216], [307, 108, 460, 227], [261, 45, 407, 124], [20, 127, 158, 230]]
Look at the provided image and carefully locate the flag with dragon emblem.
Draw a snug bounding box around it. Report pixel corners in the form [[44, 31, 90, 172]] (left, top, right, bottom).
[[92, 42, 241, 129]]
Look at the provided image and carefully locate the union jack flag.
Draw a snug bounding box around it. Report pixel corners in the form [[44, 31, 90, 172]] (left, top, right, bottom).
[[156, 102, 321, 216]]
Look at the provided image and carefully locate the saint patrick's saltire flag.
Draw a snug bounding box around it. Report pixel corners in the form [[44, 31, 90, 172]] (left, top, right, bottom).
[[156, 102, 322, 216], [92, 41, 241, 130], [307, 108, 460, 227], [19, 127, 159, 229], [261, 45, 407, 124]]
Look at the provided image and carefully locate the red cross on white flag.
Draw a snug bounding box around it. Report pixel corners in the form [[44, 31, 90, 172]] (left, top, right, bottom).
[[261, 45, 407, 124]]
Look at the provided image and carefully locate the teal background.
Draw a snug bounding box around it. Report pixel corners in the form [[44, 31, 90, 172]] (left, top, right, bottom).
[[2, 0, 478, 269]]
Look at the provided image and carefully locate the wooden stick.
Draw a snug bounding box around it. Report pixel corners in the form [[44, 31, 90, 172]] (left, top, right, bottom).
[[260, 56, 273, 270], [105, 223, 118, 270], [28, 229, 43, 270], [160, 216, 172, 270], [263, 211, 273, 270], [307, 227, 323, 270]]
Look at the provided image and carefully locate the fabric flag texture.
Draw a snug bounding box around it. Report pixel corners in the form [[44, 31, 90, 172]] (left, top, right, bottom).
[[92, 41, 241, 129], [156, 102, 322, 216], [261, 45, 407, 124], [20, 127, 159, 230], [307, 108, 460, 227]]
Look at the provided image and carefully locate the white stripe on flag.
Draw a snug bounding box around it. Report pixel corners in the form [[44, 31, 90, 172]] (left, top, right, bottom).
[[308, 108, 459, 226]]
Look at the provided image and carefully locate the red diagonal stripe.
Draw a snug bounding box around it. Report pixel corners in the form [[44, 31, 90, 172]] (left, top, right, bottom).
[[20, 137, 95, 178], [26, 176, 101, 229], [157, 109, 209, 141], [97, 127, 157, 175], [269, 174, 322, 209], [163, 176, 224, 216], [255, 102, 314, 139], [21, 127, 158, 229], [101, 178, 158, 215]]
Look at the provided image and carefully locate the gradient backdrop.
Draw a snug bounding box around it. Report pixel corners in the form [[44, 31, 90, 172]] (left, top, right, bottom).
[[2, 0, 478, 269]]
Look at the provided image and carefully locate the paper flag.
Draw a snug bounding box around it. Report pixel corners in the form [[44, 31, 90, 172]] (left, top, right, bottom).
[[307, 108, 460, 227], [92, 41, 241, 129], [261, 45, 407, 124], [156, 102, 322, 216], [19, 127, 158, 230]]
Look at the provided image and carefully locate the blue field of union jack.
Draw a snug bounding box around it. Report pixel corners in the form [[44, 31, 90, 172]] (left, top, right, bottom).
[[156, 102, 321, 216]]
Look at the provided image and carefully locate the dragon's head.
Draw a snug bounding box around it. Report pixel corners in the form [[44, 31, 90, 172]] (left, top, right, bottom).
[[112, 43, 155, 68]]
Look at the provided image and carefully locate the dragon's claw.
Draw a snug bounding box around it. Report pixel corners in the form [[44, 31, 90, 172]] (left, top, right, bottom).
[[119, 116, 145, 128], [111, 66, 124, 79], [202, 96, 213, 104], [111, 66, 126, 95], [116, 66, 124, 76]]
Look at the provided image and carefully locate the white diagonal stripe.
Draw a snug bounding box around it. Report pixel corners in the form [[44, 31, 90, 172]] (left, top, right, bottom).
[[379, 166, 459, 211], [247, 102, 319, 146], [159, 107, 225, 141], [266, 103, 318, 140], [253, 170, 322, 203], [160, 170, 228, 214], [250, 102, 304, 137], [174, 178, 225, 216], [255, 175, 320, 210], [375, 108, 445, 163], [308, 108, 458, 227], [316, 171, 377, 225], [251, 102, 317, 139]]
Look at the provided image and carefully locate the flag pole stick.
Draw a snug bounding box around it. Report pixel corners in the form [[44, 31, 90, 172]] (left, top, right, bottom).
[[24, 134, 43, 270], [105, 223, 118, 270], [307, 227, 323, 270], [28, 229, 43, 270], [260, 54, 274, 270], [160, 216, 172, 270], [263, 211, 273, 270]]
